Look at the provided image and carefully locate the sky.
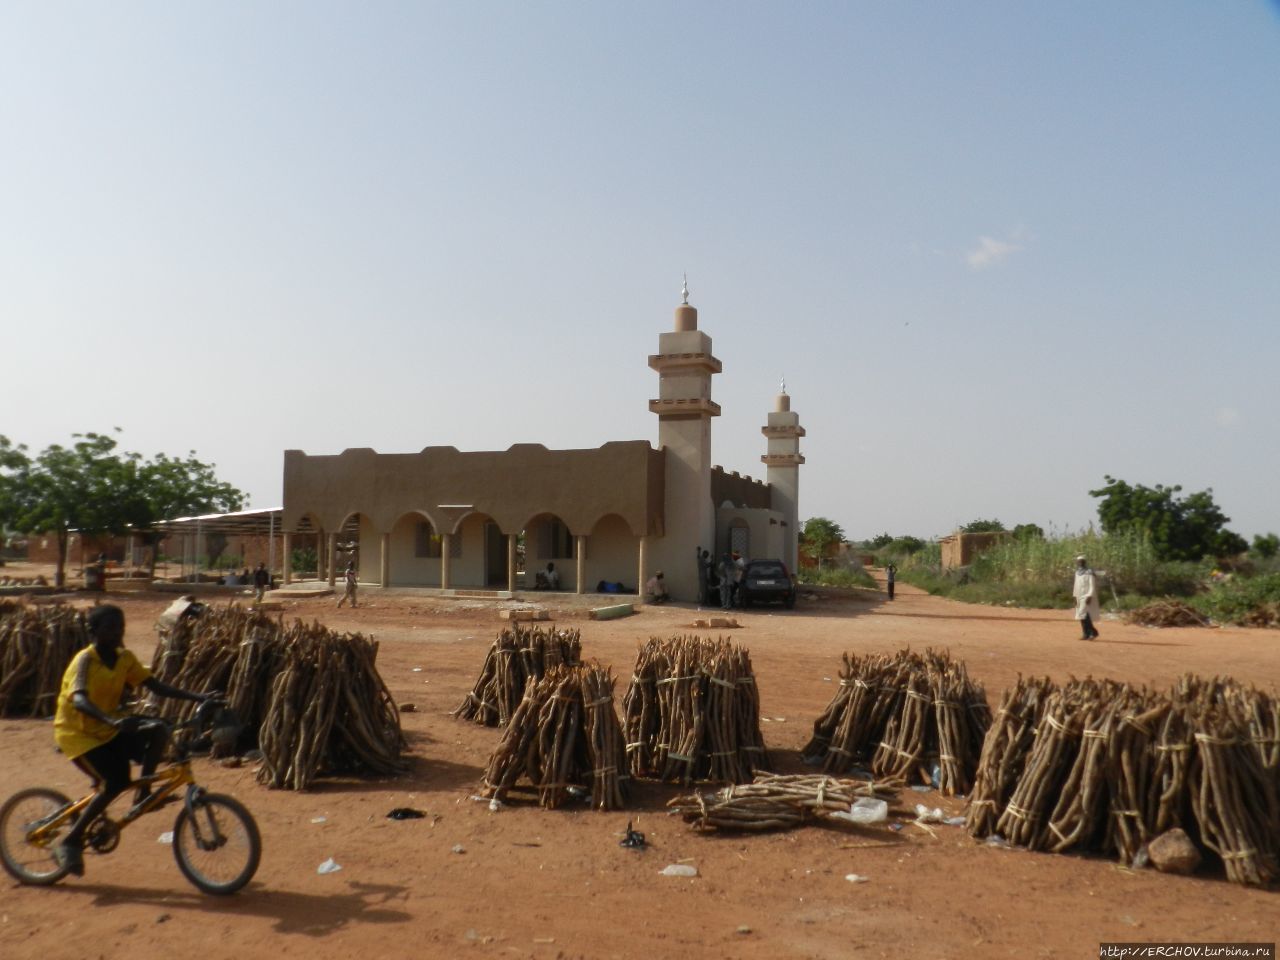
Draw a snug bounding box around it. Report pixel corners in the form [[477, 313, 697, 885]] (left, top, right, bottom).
[[2, 2, 1277, 542]]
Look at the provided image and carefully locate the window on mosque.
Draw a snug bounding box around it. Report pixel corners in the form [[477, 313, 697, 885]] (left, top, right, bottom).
[[414, 523, 442, 558], [538, 519, 575, 559]]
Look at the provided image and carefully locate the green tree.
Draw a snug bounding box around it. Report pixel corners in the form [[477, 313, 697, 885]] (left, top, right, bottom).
[[1089, 475, 1247, 562], [867, 532, 894, 549], [0, 431, 244, 586], [1252, 533, 1280, 560], [800, 517, 846, 564], [1011, 523, 1045, 541], [962, 519, 1006, 533]]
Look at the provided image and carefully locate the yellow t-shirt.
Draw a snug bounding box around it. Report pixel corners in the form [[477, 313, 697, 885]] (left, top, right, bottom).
[[53, 646, 152, 760]]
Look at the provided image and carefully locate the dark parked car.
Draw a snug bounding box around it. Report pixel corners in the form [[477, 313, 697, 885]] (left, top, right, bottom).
[[740, 559, 796, 608]]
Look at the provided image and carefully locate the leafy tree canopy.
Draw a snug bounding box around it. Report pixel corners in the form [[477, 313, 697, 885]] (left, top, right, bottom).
[[867, 532, 894, 549], [961, 519, 1006, 533], [1252, 533, 1279, 561], [1011, 523, 1045, 541], [800, 517, 846, 561], [0, 430, 243, 585], [1089, 475, 1247, 562]]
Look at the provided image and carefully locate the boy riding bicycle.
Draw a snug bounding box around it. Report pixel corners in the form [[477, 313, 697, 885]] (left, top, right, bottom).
[[52, 603, 214, 877]]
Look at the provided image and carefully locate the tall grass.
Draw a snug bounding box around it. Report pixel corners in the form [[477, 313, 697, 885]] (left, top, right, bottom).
[[893, 529, 1204, 609]]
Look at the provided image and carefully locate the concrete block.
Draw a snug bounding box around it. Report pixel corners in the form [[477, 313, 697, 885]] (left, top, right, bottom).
[[589, 603, 635, 621], [500, 608, 550, 621]]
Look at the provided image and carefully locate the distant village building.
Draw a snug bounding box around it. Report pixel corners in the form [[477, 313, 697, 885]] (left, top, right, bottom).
[[280, 286, 805, 602], [939, 531, 1008, 570]]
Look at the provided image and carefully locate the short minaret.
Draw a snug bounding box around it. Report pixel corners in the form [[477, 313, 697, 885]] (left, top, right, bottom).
[[647, 279, 721, 601], [761, 382, 805, 572]]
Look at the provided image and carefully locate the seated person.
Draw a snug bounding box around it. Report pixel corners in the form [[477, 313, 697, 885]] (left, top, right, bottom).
[[544, 562, 560, 590], [645, 570, 669, 604]]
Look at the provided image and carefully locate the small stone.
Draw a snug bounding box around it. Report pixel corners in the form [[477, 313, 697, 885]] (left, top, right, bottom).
[[736, 925, 752, 935], [451, 844, 466, 854], [156, 914, 171, 924], [1147, 828, 1201, 875], [399, 702, 417, 713]]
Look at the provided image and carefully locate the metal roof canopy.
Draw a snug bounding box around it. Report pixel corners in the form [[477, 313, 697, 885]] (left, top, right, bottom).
[[147, 507, 284, 538]]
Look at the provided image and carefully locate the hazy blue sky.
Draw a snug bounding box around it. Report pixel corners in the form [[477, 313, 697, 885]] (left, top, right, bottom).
[[3, 3, 1277, 541]]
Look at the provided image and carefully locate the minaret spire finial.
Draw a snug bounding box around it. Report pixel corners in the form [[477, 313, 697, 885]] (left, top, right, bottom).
[[781, 376, 786, 394], [681, 273, 689, 305]]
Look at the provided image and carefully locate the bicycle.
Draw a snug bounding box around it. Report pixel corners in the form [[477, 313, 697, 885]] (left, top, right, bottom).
[[0, 699, 262, 895]]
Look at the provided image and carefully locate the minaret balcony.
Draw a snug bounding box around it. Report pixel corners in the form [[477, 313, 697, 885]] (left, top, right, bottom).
[[761, 452, 805, 466], [649, 397, 722, 418], [647, 352, 723, 375], [761, 424, 807, 438]]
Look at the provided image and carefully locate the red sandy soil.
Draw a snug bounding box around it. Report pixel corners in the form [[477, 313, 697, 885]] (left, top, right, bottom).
[[2, 568, 1277, 960]]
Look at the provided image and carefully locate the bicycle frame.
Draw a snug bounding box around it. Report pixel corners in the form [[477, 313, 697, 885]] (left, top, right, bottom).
[[26, 759, 198, 847]]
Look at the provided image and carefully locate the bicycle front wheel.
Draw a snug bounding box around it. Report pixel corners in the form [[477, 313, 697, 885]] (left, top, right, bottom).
[[0, 787, 73, 885], [172, 793, 261, 895]]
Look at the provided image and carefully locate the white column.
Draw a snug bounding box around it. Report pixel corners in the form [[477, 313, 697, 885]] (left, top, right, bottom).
[[282, 533, 293, 585], [575, 535, 586, 595], [441, 534, 452, 590], [327, 533, 338, 587], [637, 535, 648, 601]]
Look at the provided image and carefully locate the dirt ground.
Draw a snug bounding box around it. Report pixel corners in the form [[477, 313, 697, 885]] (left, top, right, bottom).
[[2, 567, 1277, 960]]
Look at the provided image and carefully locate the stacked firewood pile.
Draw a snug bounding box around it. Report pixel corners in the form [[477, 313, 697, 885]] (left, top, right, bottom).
[[149, 605, 405, 790], [669, 773, 900, 832], [1125, 600, 1209, 628], [453, 625, 582, 726], [965, 675, 1280, 886], [801, 648, 991, 795], [482, 661, 629, 810], [0, 603, 90, 717], [622, 636, 769, 785]]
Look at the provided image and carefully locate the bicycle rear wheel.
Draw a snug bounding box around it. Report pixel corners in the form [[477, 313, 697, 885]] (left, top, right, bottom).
[[0, 788, 73, 885], [172, 793, 261, 895]]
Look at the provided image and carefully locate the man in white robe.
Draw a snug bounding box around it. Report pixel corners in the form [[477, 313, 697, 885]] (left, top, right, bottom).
[[1073, 555, 1101, 640]]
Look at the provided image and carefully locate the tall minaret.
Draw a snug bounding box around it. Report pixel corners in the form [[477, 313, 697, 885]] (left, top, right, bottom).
[[647, 278, 721, 601], [762, 381, 805, 572]]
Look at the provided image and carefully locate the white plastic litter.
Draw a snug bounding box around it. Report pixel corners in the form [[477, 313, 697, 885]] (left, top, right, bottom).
[[157, 831, 174, 845], [945, 816, 967, 827], [914, 804, 945, 824], [910, 785, 932, 793], [317, 857, 342, 874], [660, 864, 698, 878], [844, 873, 870, 883], [829, 797, 888, 825], [451, 844, 466, 854], [311, 816, 327, 824], [412, 667, 423, 672]]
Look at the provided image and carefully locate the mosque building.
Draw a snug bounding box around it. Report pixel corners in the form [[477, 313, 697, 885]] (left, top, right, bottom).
[[279, 283, 804, 602]]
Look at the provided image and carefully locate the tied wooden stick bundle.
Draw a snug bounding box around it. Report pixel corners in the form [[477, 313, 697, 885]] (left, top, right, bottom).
[[965, 676, 1055, 836], [482, 661, 629, 810], [621, 635, 769, 785], [803, 648, 989, 795], [668, 773, 901, 832], [453, 625, 582, 726], [0, 603, 92, 717], [147, 604, 406, 790], [965, 674, 1280, 885]]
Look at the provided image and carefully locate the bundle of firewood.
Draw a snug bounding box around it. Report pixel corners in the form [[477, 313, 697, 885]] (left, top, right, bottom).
[[622, 635, 769, 785], [453, 625, 582, 726], [149, 604, 405, 790], [668, 773, 901, 832], [482, 661, 629, 810], [966, 674, 1280, 885], [1125, 600, 1209, 628], [801, 648, 991, 795], [0, 603, 90, 717]]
